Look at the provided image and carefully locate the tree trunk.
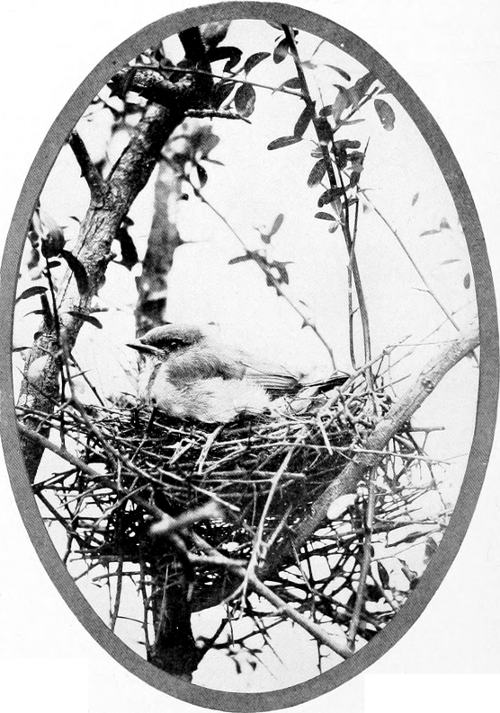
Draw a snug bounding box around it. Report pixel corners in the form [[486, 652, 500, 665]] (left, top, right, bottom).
[[148, 557, 200, 680]]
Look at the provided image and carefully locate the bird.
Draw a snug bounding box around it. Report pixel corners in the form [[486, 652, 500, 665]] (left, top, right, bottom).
[[127, 323, 347, 423]]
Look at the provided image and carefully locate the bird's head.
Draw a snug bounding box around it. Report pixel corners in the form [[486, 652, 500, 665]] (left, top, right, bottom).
[[127, 323, 206, 359]]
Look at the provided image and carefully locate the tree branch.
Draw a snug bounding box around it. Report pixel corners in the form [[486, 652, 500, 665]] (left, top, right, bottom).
[[68, 131, 104, 198], [260, 322, 479, 578]]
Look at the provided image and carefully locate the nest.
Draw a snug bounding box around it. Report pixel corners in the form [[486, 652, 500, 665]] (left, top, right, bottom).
[[27, 365, 443, 645]]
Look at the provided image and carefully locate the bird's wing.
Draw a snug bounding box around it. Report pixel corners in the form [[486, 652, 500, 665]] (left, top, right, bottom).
[[165, 343, 244, 382], [235, 350, 301, 396]]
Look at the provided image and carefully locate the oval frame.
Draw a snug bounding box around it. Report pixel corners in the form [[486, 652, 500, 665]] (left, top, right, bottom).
[[1, 2, 498, 710]]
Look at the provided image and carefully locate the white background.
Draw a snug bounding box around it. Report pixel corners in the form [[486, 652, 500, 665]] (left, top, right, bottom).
[[1, 1, 499, 711]]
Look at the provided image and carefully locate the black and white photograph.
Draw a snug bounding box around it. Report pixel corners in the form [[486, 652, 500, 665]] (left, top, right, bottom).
[[1, 2, 499, 712]]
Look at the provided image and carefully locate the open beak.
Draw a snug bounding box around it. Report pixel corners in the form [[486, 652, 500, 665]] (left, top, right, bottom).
[[126, 341, 163, 357]]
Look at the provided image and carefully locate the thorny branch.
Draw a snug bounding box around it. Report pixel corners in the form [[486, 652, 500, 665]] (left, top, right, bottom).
[[260, 321, 479, 578]]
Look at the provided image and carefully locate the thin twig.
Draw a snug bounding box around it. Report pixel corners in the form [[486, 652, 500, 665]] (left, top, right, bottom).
[[190, 181, 337, 369]]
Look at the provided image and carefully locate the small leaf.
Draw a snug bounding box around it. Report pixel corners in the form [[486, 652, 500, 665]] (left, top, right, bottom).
[[196, 163, 208, 188], [330, 85, 351, 121], [234, 83, 256, 118], [294, 104, 314, 137], [267, 135, 302, 150], [228, 254, 253, 265], [60, 250, 89, 295], [420, 229, 441, 237], [222, 47, 243, 73], [67, 310, 103, 329], [278, 77, 302, 91], [334, 139, 361, 150], [16, 285, 47, 303], [440, 217, 451, 229], [352, 71, 376, 102], [268, 213, 285, 238], [411, 192, 420, 206], [307, 159, 326, 187], [23, 309, 46, 318], [464, 273, 471, 289], [319, 104, 335, 118], [314, 212, 336, 221], [273, 38, 289, 64], [318, 187, 343, 208], [244, 51, 271, 74], [207, 46, 241, 65], [214, 80, 235, 107], [374, 98, 396, 130], [324, 64, 351, 81], [116, 223, 139, 271], [441, 258, 460, 265], [377, 562, 390, 589], [425, 535, 439, 563]]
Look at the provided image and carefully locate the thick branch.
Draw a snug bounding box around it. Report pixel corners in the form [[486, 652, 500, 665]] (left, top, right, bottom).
[[261, 322, 479, 577], [18, 59, 212, 481]]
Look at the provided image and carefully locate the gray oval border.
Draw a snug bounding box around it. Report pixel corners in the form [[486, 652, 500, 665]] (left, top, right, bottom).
[[0, 2, 498, 711]]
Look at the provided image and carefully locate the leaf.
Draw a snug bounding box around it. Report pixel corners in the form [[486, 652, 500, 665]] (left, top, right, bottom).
[[60, 250, 89, 295], [341, 119, 366, 126], [318, 187, 343, 208], [324, 64, 351, 81], [198, 132, 220, 159], [440, 217, 451, 230], [196, 163, 208, 188], [228, 254, 253, 265], [411, 192, 420, 206], [424, 535, 439, 562], [315, 212, 336, 221], [273, 38, 289, 64], [234, 83, 256, 118], [267, 213, 284, 239], [420, 229, 441, 237], [267, 135, 302, 150], [377, 562, 390, 589], [319, 104, 335, 118], [244, 51, 271, 74], [374, 98, 396, 131], [441, 258, 460, 265], [67, 310, 103, 329], [23, 309, 47, 318], [207, 46, 241, 65], [222, 47, 243, 73], [116, 223, 138, 270], [334, 139, 361, 150], [213, 80, 235, 107], [330, 85, 351, 121], [352, 71, 376, 103], [464, 272, 471, 289], [278, 77, 302, 91], [294, 104, 314, 137], [307, 159, 326, 187], [16, 285, 47, 303]]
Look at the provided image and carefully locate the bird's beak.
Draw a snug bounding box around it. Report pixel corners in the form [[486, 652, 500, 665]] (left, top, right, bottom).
[[126, 340, 163, 357]]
